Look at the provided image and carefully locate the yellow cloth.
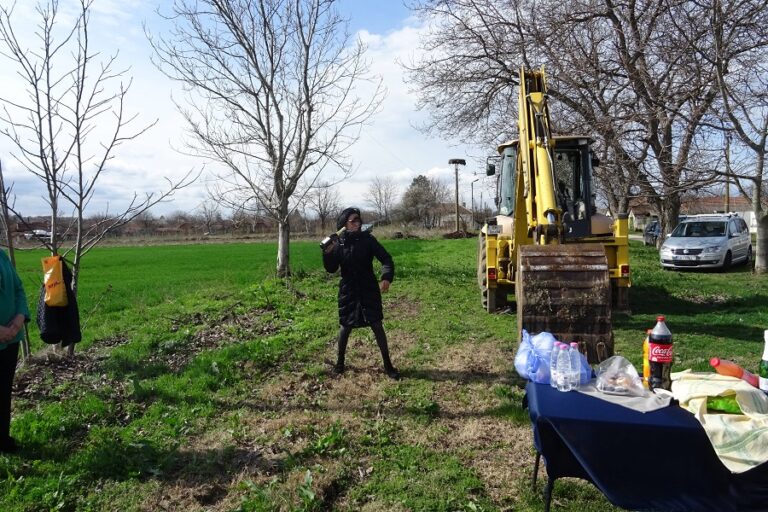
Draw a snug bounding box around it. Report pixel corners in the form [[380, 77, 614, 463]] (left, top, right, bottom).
[[672, 370, 768, 473]]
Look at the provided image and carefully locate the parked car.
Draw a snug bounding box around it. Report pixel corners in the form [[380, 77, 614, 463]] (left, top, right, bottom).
[[24, 229, 52, 240], [659, 214, 751, 270], [643, 221, 661, 246]]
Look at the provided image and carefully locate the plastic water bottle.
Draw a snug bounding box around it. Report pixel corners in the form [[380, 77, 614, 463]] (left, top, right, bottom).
[[556, 345, 573, 392], [550, 342, 562, 388], [569, 342, 582, 389]]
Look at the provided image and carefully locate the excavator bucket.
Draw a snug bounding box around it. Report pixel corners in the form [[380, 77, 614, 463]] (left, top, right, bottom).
[[517, 243, 613, 363]]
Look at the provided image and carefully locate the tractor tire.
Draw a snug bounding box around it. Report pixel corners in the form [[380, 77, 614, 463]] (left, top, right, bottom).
[[478, 234, 496, 313]]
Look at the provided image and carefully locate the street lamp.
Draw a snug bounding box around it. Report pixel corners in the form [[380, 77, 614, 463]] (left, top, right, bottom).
[[471, 177, 479, 229], [449, 158, 466, 231]]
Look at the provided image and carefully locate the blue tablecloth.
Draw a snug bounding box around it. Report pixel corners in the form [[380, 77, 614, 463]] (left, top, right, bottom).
[[526, 382, 768, 511]]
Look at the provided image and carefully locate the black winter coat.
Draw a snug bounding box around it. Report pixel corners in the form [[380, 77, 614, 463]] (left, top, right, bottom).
[[36, 258, 81, 346], [323, 231, 394, 327]]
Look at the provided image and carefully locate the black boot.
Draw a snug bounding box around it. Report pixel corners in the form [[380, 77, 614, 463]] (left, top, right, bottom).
[[334, 326, 351, 375], [384, 366, 401, 380], [372, 323, 400, 380], [0, 436, 18, 454]]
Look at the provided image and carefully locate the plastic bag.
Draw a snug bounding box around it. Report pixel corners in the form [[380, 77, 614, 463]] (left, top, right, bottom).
[[515, 330, 594, 385], [42, 255, 68, 307], [515, 330, 555, 384], [707, 395, 742, 414], [596, 355, 645, 396], [514, 330, 533, 378]]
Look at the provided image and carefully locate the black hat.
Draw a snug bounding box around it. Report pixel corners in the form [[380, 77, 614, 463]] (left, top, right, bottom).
[[336, 207, 361, 230]]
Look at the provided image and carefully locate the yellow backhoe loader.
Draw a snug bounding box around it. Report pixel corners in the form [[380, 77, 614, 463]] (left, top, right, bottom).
[[478, 67, 630, 363]]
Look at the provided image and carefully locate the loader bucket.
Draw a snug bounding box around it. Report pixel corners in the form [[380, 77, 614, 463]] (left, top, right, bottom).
[[516, 243, 613, 363]]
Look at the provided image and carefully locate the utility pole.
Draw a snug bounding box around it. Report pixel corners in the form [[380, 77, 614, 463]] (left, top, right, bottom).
[[449, 158, 466, 231], [725, 132, 731, 213]]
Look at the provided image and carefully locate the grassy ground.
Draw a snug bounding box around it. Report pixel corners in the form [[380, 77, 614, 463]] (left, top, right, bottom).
[[0, 237, 764, 511]]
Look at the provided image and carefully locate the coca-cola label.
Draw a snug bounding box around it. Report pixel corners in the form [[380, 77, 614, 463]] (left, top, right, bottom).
[[648, 343, 673, 363]]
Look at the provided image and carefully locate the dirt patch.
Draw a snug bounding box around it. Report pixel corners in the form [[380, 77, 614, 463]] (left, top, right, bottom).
[[14, 307, 276, 404], [14, 349, 114, 402], [442, 230, 477, 239], [397, 339, 535, 505], [685, 293, 730, 305], [137, 311, 535, 510], [150, 307, 278, 373], [384, 296, 421, 320]]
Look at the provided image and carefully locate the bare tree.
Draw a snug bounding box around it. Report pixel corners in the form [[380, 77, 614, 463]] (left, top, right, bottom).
[[366, 176, 398, 224], [406, 0, 731, 237], [229, 204, 256, 234], [149, 0, 385, 277], [0, 0, 195, 304], [197, 200, 221, 234], [306, 182, 340, 234], [132, 210, 158, 235], [400, 174, 450, 228], [700, 0, 768, 271]]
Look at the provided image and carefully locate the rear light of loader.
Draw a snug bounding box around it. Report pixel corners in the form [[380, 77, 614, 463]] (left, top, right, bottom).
[[488, 267, 497, 281], [620, 264, 630, 277]]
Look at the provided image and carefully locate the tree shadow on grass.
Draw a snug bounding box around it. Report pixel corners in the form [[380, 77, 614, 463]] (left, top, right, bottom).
[[617, 282, 768, 343], [400, 368, 516, 385], [9, 435, 283, 509], [101, 354, 171, 380]]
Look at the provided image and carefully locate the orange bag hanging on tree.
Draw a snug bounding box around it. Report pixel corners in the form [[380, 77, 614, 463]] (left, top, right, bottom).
[[42, 255, 68, 307]]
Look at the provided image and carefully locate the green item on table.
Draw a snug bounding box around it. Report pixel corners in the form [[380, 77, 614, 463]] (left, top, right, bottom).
[[706, 395, 742, 414]]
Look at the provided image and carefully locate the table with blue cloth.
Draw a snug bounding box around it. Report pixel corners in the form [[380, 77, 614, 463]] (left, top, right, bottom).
[[525, 382, 768, 512]]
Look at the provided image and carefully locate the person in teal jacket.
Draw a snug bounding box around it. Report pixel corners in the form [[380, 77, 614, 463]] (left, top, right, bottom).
[[0, 249, 30, 453]]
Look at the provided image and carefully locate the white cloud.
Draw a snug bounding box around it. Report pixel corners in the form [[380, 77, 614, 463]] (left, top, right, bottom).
[[0, 1, 491, 217], [335, 22, 487, 209]]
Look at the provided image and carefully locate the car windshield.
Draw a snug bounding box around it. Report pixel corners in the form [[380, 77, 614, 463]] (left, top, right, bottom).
[[670, 221, 726, 238]]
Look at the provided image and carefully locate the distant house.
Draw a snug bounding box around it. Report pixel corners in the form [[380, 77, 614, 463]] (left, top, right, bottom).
[[435, 202, 475, 230], [681, 195, 759, 233], [626, 198, 657, 232], [176, 222, 198, 235], [155, 226, 183, 236], [625, 195, 763, 233]]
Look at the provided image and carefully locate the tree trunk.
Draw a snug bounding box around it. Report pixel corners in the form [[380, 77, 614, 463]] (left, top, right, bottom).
[[659, 195, 681, 249], [756, 214, 768, 274], [277, 218, 291, 278]]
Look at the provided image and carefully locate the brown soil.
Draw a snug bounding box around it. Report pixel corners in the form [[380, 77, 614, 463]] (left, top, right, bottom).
[[442, 230, 478, 239], [138, 316, 535, 511], [16, 297, 535, 510], [13, 307, 275, 402]]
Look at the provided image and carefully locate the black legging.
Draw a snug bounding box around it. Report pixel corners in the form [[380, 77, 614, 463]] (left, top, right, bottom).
[[336, 322, 394, 370], [0, 342, 19, 440]]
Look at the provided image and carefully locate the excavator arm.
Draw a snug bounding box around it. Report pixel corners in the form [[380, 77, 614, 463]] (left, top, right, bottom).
[[478, 66, 624, 363], [518, 67, 560, 243]]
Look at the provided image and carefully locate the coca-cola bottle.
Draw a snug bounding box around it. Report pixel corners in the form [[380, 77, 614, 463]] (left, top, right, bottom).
[[648, 315, 673, 391]]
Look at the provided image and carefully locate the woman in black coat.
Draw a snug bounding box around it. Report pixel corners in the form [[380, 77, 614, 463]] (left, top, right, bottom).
[[322, 207, 399, 379]]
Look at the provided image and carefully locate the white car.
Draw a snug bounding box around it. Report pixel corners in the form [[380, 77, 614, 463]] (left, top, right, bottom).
[[24, 229, 52, 240], [660, 214, 751, 270]]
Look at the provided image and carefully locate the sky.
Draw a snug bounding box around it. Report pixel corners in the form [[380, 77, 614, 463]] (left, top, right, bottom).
[[0, 0, 492, 219]]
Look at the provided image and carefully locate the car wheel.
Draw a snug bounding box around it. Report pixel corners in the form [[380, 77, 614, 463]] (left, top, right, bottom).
[[745, 246, 752, 266], [721, 251, 732, 271]]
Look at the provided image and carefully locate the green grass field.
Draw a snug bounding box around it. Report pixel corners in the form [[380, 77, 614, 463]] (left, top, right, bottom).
[[1, 238, 765, 511]]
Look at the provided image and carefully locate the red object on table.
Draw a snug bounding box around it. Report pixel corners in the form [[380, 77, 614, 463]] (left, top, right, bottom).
[[710, 357, 759, 388]]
